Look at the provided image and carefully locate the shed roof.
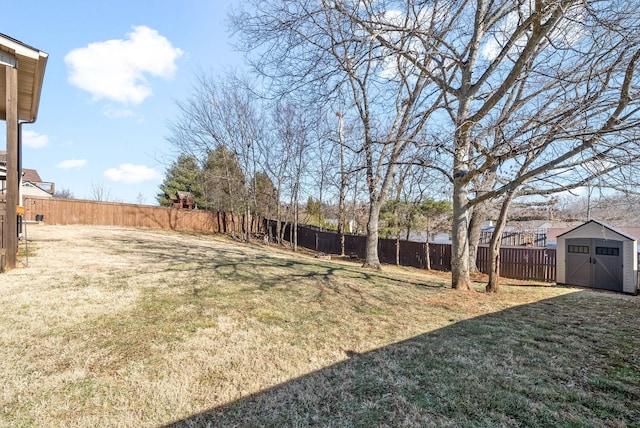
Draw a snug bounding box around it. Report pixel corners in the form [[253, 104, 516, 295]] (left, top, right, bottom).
[[0, 33, 48, 122], [557, 219, 637, 241]]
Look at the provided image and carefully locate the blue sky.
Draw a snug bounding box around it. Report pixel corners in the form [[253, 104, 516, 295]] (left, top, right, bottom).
[[2, 0, 243, 204]]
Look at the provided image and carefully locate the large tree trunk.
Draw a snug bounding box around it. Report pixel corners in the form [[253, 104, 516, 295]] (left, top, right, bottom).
[[363, 202, 382, 269], [486, 224, 501, 294], [229, 211, 236, 239], [451, 176, 472, 290], [293, 200, 299, 252], [451, 78, 473, 290], [275, 202, 281, 244], [468, 202, 489, 273], [245, 204, 251, 242], [486, 191, 517, 293], [338, 159, 346, 256], [425, 241, 431, 270]]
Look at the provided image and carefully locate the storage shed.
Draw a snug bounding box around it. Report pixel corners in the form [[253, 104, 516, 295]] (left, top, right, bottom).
[[556, 220, 637, 294]]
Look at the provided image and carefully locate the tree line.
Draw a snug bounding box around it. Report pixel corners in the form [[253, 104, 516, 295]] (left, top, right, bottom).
[[158, 0, 640, 293]]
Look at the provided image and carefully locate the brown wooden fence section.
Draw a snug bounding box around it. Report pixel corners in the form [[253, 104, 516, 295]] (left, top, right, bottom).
[[475, 246, 556, 282], [23, 197, 264, 235], [18, 198, 555, 282], [288, 222, 556, 282], [277, 223, 453, 271]]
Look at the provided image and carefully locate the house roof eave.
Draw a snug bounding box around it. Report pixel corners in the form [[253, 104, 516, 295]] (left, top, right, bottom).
[[0, 33, 49, 122]]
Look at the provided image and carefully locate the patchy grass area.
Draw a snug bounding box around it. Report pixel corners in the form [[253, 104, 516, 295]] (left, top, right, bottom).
[[0, 225, 638, 427]]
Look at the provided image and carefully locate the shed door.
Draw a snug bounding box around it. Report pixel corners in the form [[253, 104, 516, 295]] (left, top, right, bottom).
[[592, 239, 623, 292], [565, 238, 623, 291], [566, 238, 591, 287]]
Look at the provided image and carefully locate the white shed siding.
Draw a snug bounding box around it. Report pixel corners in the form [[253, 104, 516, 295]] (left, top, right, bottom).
[[557, 244, 566, 284], [622, 240, 637, 294]]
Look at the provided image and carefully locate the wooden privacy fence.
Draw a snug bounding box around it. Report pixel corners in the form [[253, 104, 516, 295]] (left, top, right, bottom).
[[23, 197, 265, 235], [19, 198, 555, 282], [285, 222, 556, 282], [475, 246, 556, 282]]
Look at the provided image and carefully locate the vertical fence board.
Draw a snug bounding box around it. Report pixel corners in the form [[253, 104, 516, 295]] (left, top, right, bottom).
[[429, 243, 452, 271], [399, 240, 427, 269], [378, 238, 398, 265]]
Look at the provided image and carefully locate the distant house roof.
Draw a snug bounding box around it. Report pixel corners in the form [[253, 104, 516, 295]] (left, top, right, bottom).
[[0, 151, 53, 193], [22, 168, 42, 183], [0, 33, 49, 122], [21, 181, 52, 198], [0, 151, 40, 181]]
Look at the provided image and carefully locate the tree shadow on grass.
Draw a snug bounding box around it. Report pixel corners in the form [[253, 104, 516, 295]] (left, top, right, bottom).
[[162, 291, 640, 427], [104, 233, 446, 295]]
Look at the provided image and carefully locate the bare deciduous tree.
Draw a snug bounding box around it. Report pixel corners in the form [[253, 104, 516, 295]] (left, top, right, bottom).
[[232, 1, 443, 269], [90, 182, 112, 202], [346, 0, 640, 290], [271, 97, 316, 250], [53, 187, 74, 199], [167, 71, 265, 241]]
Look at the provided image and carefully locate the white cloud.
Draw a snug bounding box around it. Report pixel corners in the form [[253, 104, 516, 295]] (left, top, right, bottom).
[[56, 159, 87, 169], [65, 26, 184, 105], [104, 164, 162, 184], [481, 5, 587, 61], [481, 12, 521, 61], [102, 104, 144, 123], [22, 130, 49, 148]]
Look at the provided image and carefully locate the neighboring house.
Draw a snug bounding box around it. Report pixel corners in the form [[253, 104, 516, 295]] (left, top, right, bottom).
[[20, 180, 53, 198], [324, 218, 357, 234], [0, 151, 54, 200], [170, 191, 195, 209]]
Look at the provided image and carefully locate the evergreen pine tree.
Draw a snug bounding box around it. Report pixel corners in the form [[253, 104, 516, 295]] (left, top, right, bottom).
[[156, 155, 205, 208]]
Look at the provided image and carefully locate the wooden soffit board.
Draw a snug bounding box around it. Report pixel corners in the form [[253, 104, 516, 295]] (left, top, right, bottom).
[[0, 33, 48, 122]]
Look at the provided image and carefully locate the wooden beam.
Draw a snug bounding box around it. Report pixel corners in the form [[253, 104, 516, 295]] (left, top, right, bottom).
[[5, 64, 18, 269]]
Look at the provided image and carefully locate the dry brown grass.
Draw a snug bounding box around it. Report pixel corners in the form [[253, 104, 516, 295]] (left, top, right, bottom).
[[0, 225, 638, 427]]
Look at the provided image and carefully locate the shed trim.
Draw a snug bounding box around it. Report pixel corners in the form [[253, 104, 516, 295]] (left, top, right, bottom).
[[556, 219, 637, 241]]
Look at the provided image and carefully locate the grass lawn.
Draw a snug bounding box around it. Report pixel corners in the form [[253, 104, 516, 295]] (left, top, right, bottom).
[[0, 225, 638, 427]]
